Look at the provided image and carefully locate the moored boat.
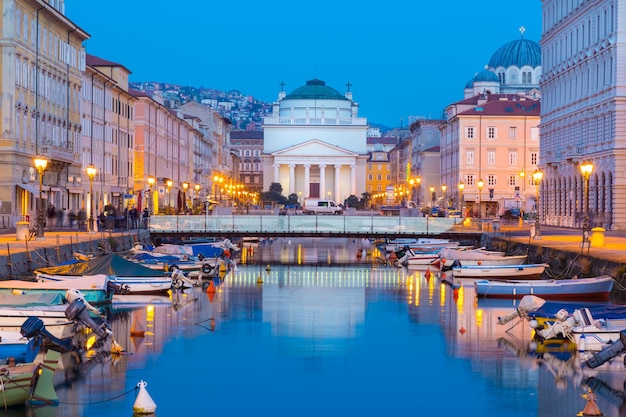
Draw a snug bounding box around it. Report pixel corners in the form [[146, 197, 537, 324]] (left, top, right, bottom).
[[0, 275, 113, 305], [439, 247, 527, 269], [0, 349, 61, 407], [474, 275, 614, 301], [451, 263, 549, 280]]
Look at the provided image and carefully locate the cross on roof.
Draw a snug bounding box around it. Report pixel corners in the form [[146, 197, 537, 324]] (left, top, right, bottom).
[[279, 81, 285, 91], [345, 81, 352, 92]]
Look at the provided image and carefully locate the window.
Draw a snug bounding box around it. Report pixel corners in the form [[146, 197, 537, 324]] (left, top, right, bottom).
[[377, 174, 382, 181], [508, 175, 517, 186], [487, 151, 495, 165], [368, 174, 373, 180], [487, 127, 496, 139], [368, 164, 372, 170], [530, 152, 538, 165], [464, 175, 475, 186], [509, 152, 517, 165], [487, 175, 496, 186], [466, 151, 474, 165], [531, 127, 540, 140], [466, 127, 475, 139], [509, 127, 517, 139]]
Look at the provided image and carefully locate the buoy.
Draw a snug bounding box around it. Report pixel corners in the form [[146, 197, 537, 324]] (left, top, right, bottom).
[[579, 388, 603, 416], [389, 252, 397, 261], [356, 250, 362, 258], [459, 327, 466, 335], [133, 380, 157, 415], [266, 264, 271, 272], [206, 280, 216, 294], [453, 288, 459, 299], [130, 310, 145, 337], [426, 268, 431, 279], [257, 275, 263, 284]]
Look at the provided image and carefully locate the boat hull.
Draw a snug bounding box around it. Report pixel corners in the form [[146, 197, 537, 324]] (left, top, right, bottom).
[[0, 275, 112, 305], [451, 263, 549, 280], [474, 276, 614, 300]]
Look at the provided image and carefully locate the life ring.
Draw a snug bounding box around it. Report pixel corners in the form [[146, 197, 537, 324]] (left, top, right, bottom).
[[202, 263, 212, 274]]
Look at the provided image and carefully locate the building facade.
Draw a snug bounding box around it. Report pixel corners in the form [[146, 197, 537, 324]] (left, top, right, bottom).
[[262, 79, 369, 203], [539, 0, 624, 230], [1, 1, 87, 227]]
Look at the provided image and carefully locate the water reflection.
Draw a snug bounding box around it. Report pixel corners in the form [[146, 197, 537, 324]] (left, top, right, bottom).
[[10, 238, 621, 416]]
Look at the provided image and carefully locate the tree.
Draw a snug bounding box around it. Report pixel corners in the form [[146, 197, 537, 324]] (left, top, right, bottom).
[[287, 193, 299, 206], [360, 192, 372, 209], [344, 195, 359, 209], [269, 182, 283, 194]]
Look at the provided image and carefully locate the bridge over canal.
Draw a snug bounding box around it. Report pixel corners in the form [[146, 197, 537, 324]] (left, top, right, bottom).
[[148, 215, 483, 243]]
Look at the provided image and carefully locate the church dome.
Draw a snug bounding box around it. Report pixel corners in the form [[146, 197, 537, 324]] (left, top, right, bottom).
[[488, 38, 541, 69], [284, 79, 349, 101], [465, 69, 500, 88]]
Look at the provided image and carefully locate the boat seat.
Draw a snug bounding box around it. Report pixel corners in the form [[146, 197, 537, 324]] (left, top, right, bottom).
[[574, 308, 594, 326]]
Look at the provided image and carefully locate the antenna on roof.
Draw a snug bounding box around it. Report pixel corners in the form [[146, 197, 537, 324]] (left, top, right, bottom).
[[519, 26, 526, 39]]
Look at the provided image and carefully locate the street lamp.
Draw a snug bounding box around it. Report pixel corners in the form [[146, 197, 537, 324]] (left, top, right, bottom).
[[429, 185, 435, 210], [441, 184, 447, 208], [182, 182, 189, 214], [458, 181, 465, 217], [195, 184, 201, 211], [86, 164, 97, 234], [532, 169, 543, 240], [34, 156, 48, 240], [147, 176, 155, 215], [477, 178, 484, 220], [166, 179, 173, 209], [415, 176, 421, 207], [580, 161, 594, 247]]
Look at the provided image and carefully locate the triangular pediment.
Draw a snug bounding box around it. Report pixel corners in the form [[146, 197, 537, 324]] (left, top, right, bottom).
[[272, 139, 358, 157]]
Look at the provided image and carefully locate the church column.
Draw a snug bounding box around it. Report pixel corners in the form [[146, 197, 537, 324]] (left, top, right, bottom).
[[350, 165, 356, 196], [304, 164, 310, 198], [273, 163, 280, 183], [289, 164, 296, 194], [334, 164, 342, 201], [319, 164, 326, 198]]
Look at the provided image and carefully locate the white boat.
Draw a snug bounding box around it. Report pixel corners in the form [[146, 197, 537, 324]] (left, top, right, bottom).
[[439, 248, 527, 268], [384, 238, 458, 253], [0, 274, 113, 305], [396, 248, 440, 266], [474, 276, 614, 301], [451, 263, 549, 280]]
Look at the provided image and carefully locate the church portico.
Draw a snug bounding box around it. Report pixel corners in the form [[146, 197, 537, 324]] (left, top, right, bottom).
[[263, 79, 369, 204]]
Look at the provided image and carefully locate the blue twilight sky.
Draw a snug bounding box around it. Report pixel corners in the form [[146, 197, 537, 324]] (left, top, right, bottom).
[[65, 0, 542, 128]]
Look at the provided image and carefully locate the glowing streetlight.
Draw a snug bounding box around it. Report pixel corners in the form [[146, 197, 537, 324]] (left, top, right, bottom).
[[195, 184, 201, 211], [182, 181, 189, 214], [147, 176, 155, 216], [441, 184, 447, 208], [477, 178, 484, 222], [580, 161, 594, 247], [429, 185, 435, 209], [458, 181, 465, 216], [532, 169, 543, 239], [34, 156, 48, 240], [86, 164, 97, 234]]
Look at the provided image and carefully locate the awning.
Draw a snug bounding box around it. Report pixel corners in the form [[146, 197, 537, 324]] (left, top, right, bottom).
[[68, 187, 84, 194], [18, 184, 47, 198]]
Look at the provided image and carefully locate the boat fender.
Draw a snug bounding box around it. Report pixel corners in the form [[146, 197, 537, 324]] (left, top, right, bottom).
[[202, 263, 212, 274]]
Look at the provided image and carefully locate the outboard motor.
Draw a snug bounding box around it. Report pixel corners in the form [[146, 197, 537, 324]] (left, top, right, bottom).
[[583, 330, 626, 369], [64, 298, 112, 339], [20, 316, 75, 353]]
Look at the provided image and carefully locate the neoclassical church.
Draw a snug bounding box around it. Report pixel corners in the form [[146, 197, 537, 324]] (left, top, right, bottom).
[[464, 27, 542, 98], [262, 79, 369, 203]]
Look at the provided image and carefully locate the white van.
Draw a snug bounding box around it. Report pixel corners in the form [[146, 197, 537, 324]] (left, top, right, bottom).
[[303, 199, 343, 215]]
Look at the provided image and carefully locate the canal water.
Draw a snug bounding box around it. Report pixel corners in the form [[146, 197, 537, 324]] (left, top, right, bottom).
[[8, 238, 626, 416]]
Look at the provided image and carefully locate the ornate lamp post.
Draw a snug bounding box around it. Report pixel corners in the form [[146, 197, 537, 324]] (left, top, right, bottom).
[[166, 179, 173, 209], [195, 184, 201, 211], [477, 178, 484, 230], [182, 181, 189, 214], [429, 185, 435, 211], [580, 161, 594, 247], [532, 169, 543, 240], [147, 176, 155, 215], [441, 184, 447, 208], [458, 181, 465, 216], [34, 156, 48, 240], [86, 164, 97, 234]]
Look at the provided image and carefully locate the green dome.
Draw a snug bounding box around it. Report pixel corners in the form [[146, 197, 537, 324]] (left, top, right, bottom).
[[284, 79, 349, 101], [488, 38, 541, 69]]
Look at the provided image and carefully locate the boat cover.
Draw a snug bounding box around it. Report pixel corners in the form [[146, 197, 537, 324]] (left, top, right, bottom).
[[0, 292, 66, 307], [35, 254, 166, 277]]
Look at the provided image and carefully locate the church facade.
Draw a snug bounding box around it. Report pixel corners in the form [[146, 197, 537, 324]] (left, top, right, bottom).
[[262, 79, 369, 204]]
